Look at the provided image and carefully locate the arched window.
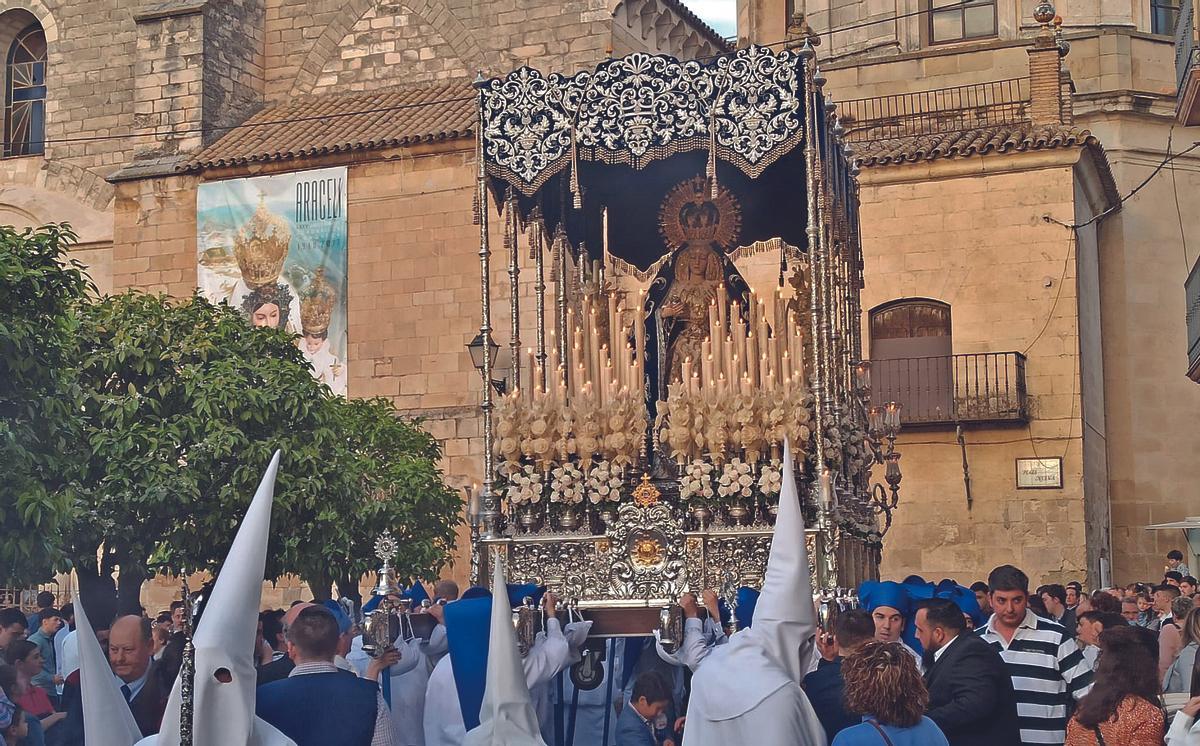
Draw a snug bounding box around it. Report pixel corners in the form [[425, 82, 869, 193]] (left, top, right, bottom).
[[870, 299, 952, 349], [5, 23, 45, 157], [869, 299, 953, 422]]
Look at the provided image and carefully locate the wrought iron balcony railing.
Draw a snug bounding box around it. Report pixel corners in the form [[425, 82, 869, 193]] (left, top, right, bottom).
[[1178, 0, 1197, 92], [869, 352, 1029, 426], [1187, 257, 1200, 381], [838, 78, 1030, 143]]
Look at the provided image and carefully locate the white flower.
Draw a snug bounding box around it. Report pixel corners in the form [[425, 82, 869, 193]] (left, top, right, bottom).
[[549, 462, 584, 505], [506, 465, 545, 506], [757, 459, 783, 496], [586, 461, 623, 504], [680, 459, 715, 501]]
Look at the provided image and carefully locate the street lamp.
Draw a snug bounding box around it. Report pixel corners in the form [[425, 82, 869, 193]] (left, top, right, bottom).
[[869, 401, 903, 537], [466, 332, 506, 395]]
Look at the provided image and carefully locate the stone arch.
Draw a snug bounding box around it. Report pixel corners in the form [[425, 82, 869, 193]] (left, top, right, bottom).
[[0, 1, 57, 45], [0, 177, 114, 294], [288, 0, 494, 97], [0, 153, 114, 215]]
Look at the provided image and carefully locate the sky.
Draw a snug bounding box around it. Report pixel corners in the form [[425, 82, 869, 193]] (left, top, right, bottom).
[[683, 0, 737, 37]]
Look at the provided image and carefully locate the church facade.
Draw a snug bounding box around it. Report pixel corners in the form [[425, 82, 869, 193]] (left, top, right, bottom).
[[4, 0, 1199, 595]]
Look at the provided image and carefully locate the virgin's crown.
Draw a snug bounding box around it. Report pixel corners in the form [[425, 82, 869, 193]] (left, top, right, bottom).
[[234, 196, 291, 288], [300, 269, 337, 336]]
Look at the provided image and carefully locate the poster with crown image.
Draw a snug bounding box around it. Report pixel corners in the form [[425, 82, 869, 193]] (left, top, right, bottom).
[[196, 166, 349, 396]]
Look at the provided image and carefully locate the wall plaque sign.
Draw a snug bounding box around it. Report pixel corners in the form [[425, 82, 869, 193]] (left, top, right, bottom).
[[1016, 457, 1063, 489]]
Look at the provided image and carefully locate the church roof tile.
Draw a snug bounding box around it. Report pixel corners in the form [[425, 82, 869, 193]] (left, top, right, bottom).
[[184, 83, 475, 171], [852, 123, 1095, 167]]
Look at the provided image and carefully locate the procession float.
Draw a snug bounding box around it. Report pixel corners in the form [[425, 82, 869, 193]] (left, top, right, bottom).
[[360, 41, 907, 657]]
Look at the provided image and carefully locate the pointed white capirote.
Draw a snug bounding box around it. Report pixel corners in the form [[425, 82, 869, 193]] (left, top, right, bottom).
[[75, 590, 143, 746], [748, 437, 817, 684], [462, 557, 548, 746], [147, 450, 295, 746]]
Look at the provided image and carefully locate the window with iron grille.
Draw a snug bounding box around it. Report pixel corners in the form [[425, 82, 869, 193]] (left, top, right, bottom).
[[1152, 0, 1181, 34], [928, 0, 997, 43], [5, 24, 45, 157]]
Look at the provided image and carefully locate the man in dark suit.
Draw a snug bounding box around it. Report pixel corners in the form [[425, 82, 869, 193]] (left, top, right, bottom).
[[109, 615, 169, 736], [257, 606, 390, 746], [915, 598, 1020, 746]]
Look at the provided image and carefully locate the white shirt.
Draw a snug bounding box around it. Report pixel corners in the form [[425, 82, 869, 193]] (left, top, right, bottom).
[[115, 664, 151, 702], [1168, 711, 1200, 746], [933, 634, 960, 664]]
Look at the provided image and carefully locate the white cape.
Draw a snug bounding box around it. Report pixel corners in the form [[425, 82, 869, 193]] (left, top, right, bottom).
[[682, 628, 827, 746], [423, 620, 568, 746], [683, 440, 826, 746]]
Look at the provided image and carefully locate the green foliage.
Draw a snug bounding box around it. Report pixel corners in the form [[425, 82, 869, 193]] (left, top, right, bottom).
[[3, 236, 461, 595], [275, 397, 462, 588], [65, 291, 460, 594], [0, 224, 90, 583]]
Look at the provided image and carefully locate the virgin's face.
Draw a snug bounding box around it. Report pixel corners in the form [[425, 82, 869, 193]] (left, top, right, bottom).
[[251, 302, 281, 328], [687, 249, 708, 276]]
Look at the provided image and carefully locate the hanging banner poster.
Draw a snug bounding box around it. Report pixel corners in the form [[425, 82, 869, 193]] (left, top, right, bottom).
[[196, 167, 348, 395]]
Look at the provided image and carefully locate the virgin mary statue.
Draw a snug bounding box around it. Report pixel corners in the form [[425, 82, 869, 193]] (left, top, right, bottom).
[[642, 177, 751, 408]]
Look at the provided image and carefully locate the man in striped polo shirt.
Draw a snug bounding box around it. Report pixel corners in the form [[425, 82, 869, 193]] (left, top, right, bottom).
[[977, 565, 1094, 745]]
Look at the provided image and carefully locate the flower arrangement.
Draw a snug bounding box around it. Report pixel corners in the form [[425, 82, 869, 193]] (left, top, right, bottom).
[[821, 415, 844, 471], [757, 458, 783, 497], [505, 463, 544, 506], [679, 459, 716, 504], [549, 461, 585, 505], [586, 460, 624, 504], [844, 424, 871, 480], [716, 457, 755, 501]]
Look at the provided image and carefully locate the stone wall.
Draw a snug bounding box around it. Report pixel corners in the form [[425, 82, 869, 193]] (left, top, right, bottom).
[[271, 0, 611, 100], [857, 156, 1089, 585], [202, 0, 266, 143], [308, 0, 469, 95]]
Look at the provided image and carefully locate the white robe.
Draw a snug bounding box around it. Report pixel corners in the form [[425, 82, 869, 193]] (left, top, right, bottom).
[[298, 338, 347, 395], [348, 631, 440, 746], [682, 629, 827, 746], [671, 617, 727, 672], [424, 618, 569, 746]]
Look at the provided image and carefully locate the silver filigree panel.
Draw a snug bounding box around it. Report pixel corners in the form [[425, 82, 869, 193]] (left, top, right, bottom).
[[480, 45, 807, 194]]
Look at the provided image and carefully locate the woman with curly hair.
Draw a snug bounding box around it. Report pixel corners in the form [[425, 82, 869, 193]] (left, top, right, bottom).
[[832, 640, 949, 745], [1066, 625, 1165, 745]]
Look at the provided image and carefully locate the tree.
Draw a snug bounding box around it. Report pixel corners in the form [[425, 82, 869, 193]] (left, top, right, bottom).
[[276, 396, 462, 603], [66, 291, 461, 614], [0, 224, 90, 583]]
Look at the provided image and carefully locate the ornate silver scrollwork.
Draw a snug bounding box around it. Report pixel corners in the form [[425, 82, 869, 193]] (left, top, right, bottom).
[[608, 502, 686, 600], [479, 46, 807, 194]]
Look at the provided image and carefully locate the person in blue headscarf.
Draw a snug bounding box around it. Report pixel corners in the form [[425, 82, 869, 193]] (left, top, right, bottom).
[[933, 580, 986, 630], [423, 587, 570, 746], [859, 580, 924, 667]]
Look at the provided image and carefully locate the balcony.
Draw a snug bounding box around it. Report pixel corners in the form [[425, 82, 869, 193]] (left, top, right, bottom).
[[870, 352, 1029, 426], [1188, 258, 1200, 382], [1177, 0, 1200, 125], [838, 78, 1030, 142]]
